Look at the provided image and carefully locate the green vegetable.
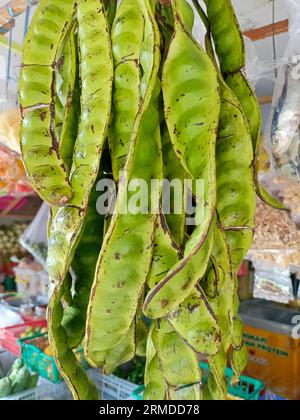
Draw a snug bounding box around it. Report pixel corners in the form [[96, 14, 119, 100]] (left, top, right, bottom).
[[0, 377, 12, 398], [19, 0, 267, 400]]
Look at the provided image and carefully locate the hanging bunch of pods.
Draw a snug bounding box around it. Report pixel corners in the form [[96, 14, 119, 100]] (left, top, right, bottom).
[[19, 0, 284, 400]]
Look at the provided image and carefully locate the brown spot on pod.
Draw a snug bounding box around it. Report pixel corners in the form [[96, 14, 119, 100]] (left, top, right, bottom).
[[161, 299, 169, 308]]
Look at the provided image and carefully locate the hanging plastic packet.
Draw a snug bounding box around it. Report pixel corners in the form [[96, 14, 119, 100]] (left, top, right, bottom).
[[252, 259, 293, 304], [262, 0, 300, 222], [20, 203, 49, 265]]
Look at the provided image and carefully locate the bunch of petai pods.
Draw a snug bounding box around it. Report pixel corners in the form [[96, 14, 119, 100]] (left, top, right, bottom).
[[19, 0, 283, 400]]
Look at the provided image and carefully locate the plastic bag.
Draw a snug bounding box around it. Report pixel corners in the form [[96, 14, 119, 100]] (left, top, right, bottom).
[[0, 107, 21, 154], [20, 204, 49, 265], [262, 0, 300, 222], [0, 145, 33, 196], [0, 304, 23, 329], [253, 261, 293, 304]]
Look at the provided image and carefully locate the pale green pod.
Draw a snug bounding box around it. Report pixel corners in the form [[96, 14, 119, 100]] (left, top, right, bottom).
[[201, 225, 230, 299], [144, 324, 166, 401], [147, 212, 183, 290], [108, 0, 144, 179], [153, 319, 202, 401], [103, 321, 136, 375], [136, 317, 149, 358], [204, 0, 245, 74], [230, 345, 248, 385], [85, 0, 162, 365], [56, 24, 79, 173], [166, 286, 221, 356], [205, 346, 228, 401], [48, 288, 99, 400], [143, 218, 215, 319], [62, 178, 105, 349], [47, 0, 113, 400], [161, 124, 187, 246], [19, 0, 76, 206], [143, 0, 220, 318]]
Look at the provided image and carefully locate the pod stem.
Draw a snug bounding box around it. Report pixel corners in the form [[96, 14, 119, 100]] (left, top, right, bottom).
[[191, 0, 210, 30]]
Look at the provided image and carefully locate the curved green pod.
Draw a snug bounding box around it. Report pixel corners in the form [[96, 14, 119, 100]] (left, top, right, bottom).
[[62, 180, 105, 349], [201, 225, 229, 299], [104, 0, 117, 28], [48, 288, 99, 400], [136, 316, 149, 357], [146, 214, 220, 357], [202, 2, 286, 211], [166, 285, 221, 356], [143, 0, 220, 318], [204, 231, 235, 400], [147, 211, 183, 290], [153, 319, 202, 400], [47, 0, 113, 399], [162, 0, 219, 236], [161, 124, 187, 246], [85, 0, 162, 365], [56, 24, 80, 174], [225, 228, 254, 273], [214, 77, 256, 355], [19, 0, 76, 206], [47, 0, 113, 284], [204, 347, 228, 401], [108, 0, 144, 180], [230, 345, 248, 385], [225, 72, 286, 210], [204, 0, 245, 74], [216, 83, 256, 231], [143, 217, 215, 319], [102, 321, 136, 375], [144, 324, 166, 401], [207, 259, 233, 354], [224, 71, 261, 153]]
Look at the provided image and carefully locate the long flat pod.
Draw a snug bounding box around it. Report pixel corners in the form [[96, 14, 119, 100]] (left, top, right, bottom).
[[216, 83, 256, 231], [62, 179, 105, 349], [143, 218, 215, 319], [47, 0, 113, 399], [166, 285, 220, 356], [204, 230, 235, 400], [143, 0, 219, 318], [204, 346, 228, 400], [147, 211, 182, 290], [225, 71, 286, 210], [19, 0, 76, 206], [144, 324, 166, 400], [161, 124, 186, 246], [153, 319, 202, 400], [47, 0, 113, 285], [147, 214, 220, 357], [215, 82, 256, 352], [201, 225, 230, 299], [89, 320, 136, 375], [85, 0, 162, 365], [203, 0, 245, 74], [56, 23, 80, 174], [48, 288, 99, 400], [108, 0, 144, 180], [203, 3, 285, 210]]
